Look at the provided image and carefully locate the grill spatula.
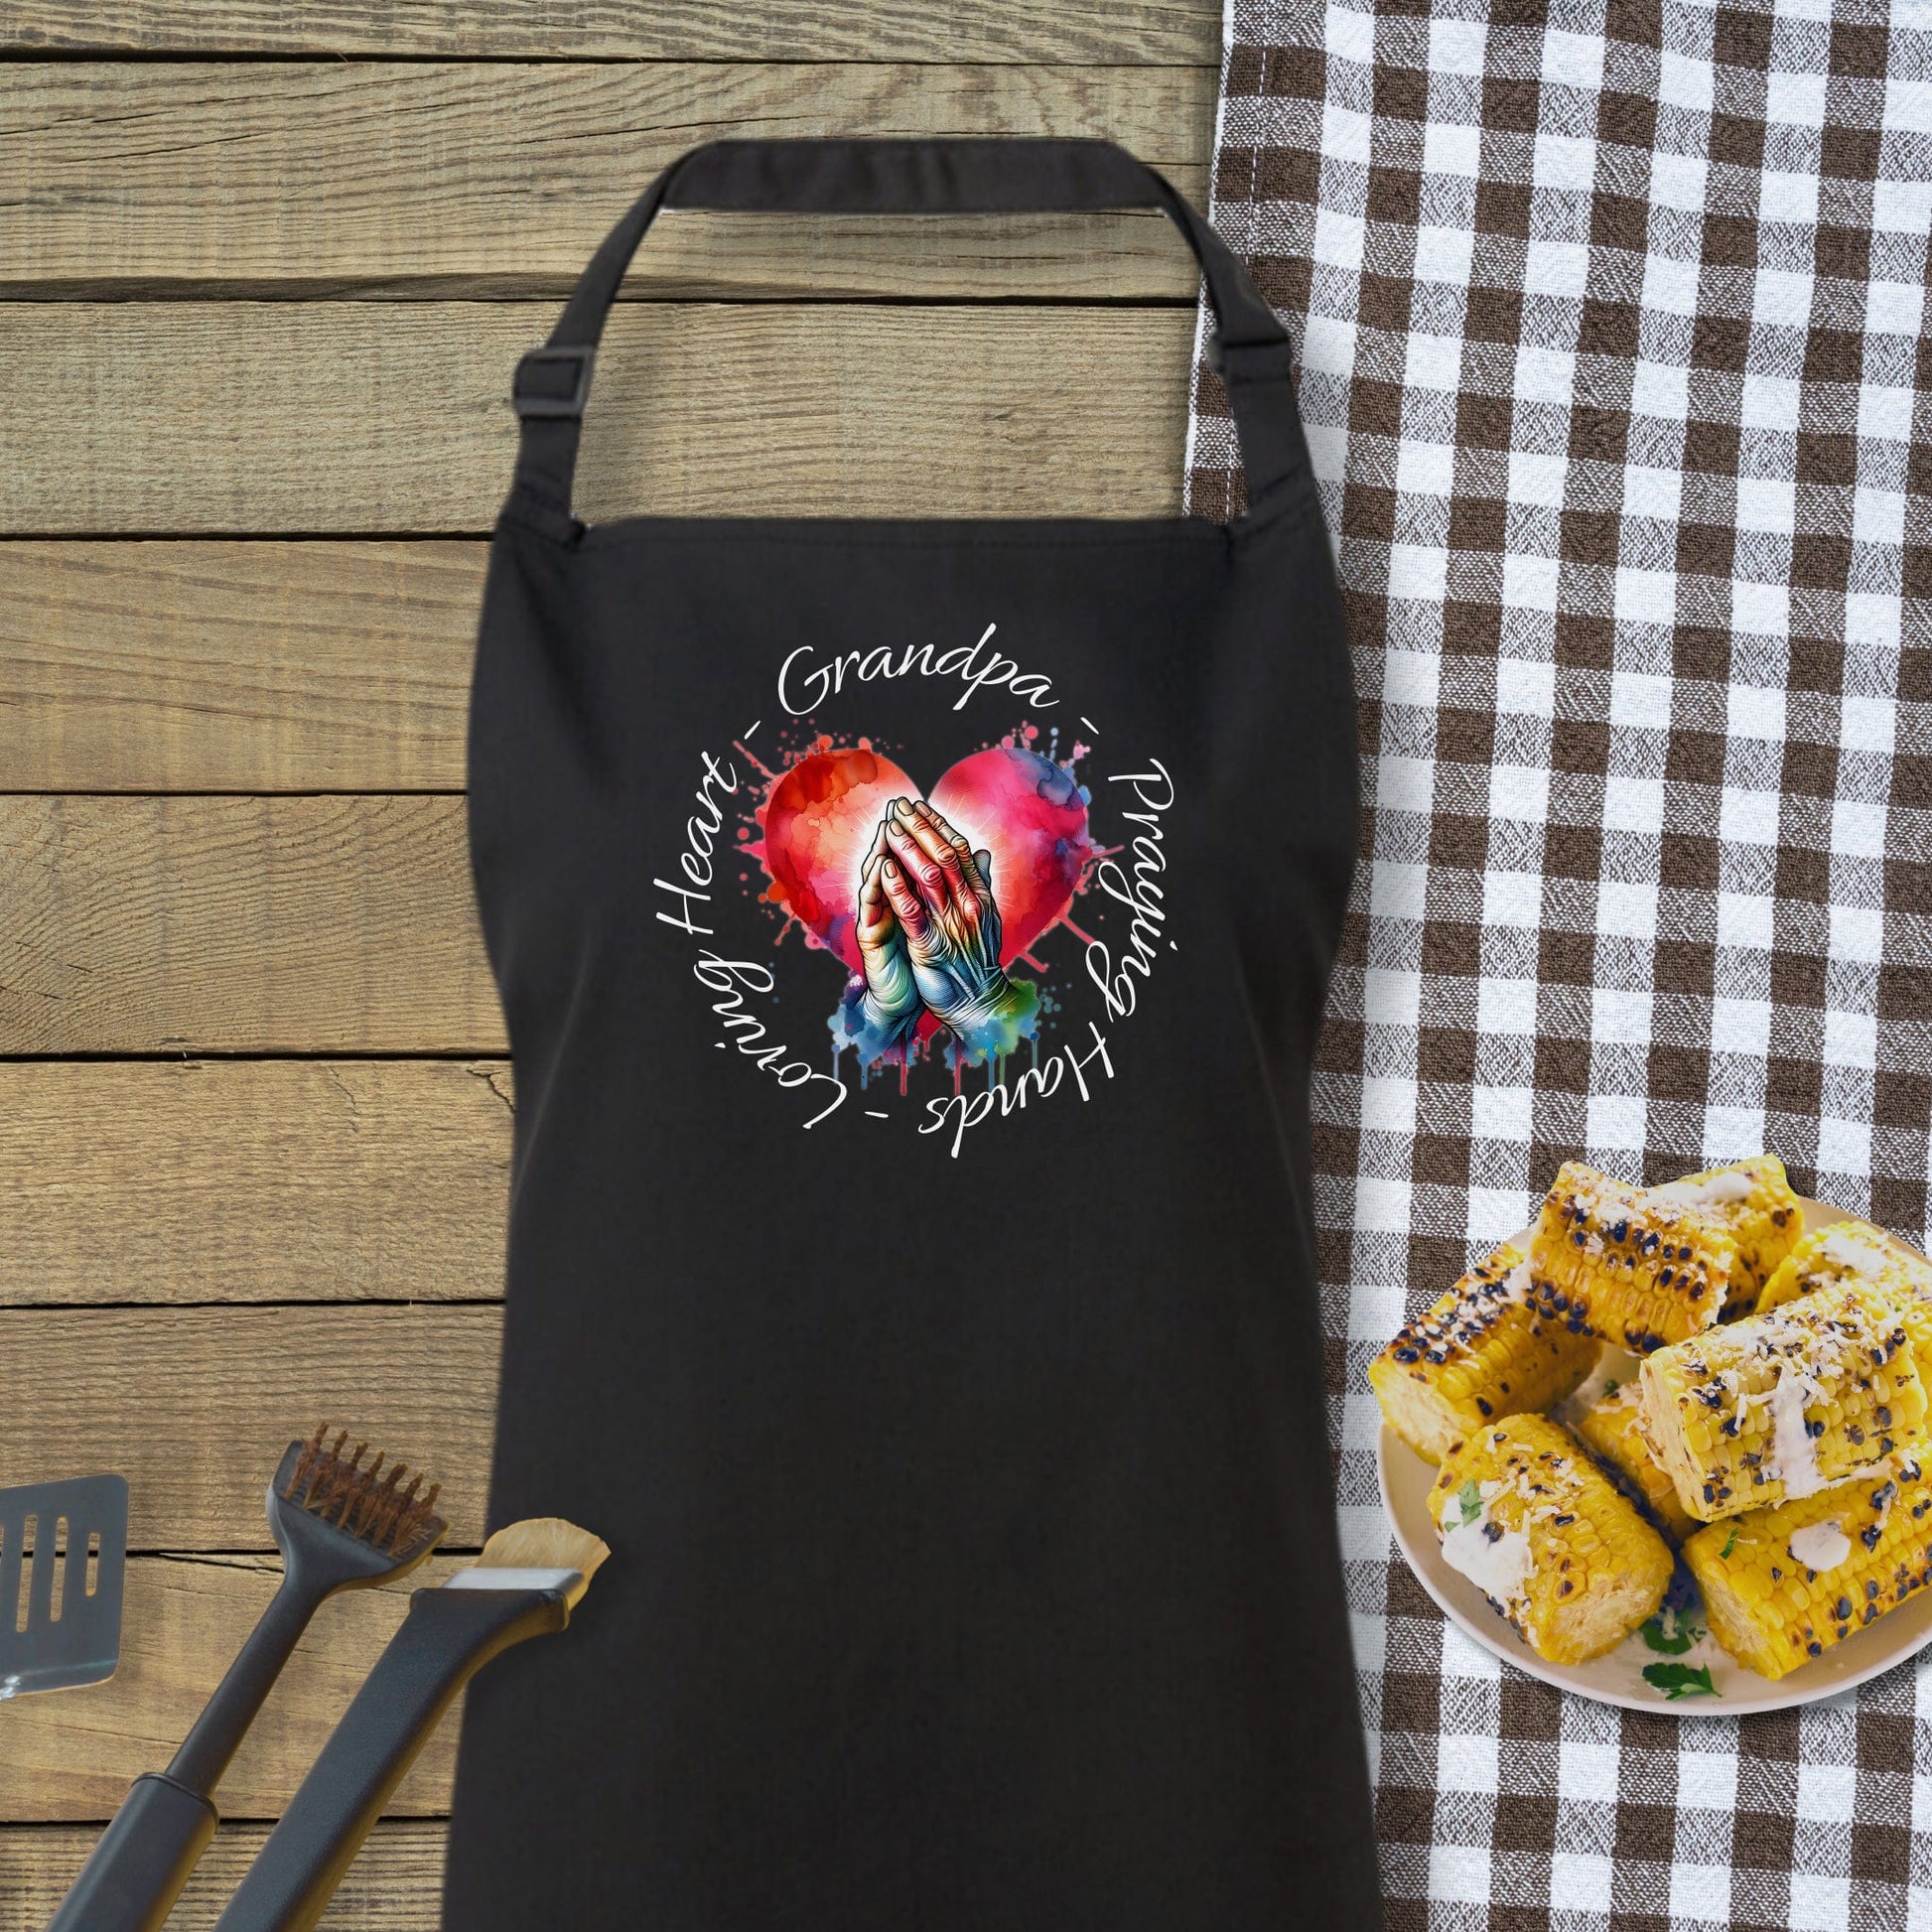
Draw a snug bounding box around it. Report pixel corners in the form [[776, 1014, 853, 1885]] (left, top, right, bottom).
[[0, 1472, 130, 1701]]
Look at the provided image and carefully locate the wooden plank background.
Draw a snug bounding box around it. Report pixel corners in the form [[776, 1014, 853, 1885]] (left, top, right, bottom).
[[0, 2, 1222, 1919]]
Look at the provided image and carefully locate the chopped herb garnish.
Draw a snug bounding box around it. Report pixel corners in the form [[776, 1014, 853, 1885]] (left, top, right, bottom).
[[1639, 1610, 1703, 1657], [1602, 1378, 1619, 1397], [1720, 1526, 1738, 1560], [1643, 1661, 1719, 1701], [1456, 1478, 1483, 1526]]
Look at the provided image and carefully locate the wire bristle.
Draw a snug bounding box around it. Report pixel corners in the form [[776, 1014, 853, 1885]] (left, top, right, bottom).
[[284, 1423, 445, 1556], [285, 1421, 328, 1505]]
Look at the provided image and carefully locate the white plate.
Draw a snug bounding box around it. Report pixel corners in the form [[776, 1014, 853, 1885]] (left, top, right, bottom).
[[1377, 1198, 1932, 1713]]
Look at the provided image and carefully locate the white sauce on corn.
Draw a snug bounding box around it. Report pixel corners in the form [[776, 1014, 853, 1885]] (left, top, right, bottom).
[[1656, 1170, 1756, 1209], [1440, 1505, 1534, 1607], [1499, 1260, 1533, 1302], [1788, 1521, 1852, 1572], [1817, 1225, 1898, 1278], [1767, 1359, 1827, 1499]]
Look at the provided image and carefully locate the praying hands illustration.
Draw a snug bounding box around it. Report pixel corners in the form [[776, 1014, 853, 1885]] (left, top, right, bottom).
[[842, 797, 1038, 1065]]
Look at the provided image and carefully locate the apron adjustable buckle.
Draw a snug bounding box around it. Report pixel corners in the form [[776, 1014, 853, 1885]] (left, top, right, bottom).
[[512, 345, 596, 420]]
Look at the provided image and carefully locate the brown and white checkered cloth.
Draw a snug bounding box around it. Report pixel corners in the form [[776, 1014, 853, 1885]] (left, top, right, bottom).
[[1185, 1, 1932, 1924]]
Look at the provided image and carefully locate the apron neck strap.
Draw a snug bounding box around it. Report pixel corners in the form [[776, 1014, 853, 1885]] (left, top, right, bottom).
[[510, 138, 1307, 527]]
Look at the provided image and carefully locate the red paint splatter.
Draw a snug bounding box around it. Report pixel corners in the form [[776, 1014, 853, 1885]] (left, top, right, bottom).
[[759, 746, 922, 970]]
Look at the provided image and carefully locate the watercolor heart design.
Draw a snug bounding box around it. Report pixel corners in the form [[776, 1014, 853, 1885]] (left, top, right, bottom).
[[759, 743, 1095, 973]]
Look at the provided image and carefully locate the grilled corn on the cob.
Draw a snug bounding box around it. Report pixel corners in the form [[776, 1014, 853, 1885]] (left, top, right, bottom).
[[1652, 1154, 1804, 1317], [1638, 1281, 1928, 1523], [1683, 1450, 1932, 1679], [1526, 1162, 1733, 1354], [1427, 1414, 1674, 1664], [1369, 1241, 1601, 1462], [1571, 1381, 1699, 1544], [1756, 1217, 1932, 1361]]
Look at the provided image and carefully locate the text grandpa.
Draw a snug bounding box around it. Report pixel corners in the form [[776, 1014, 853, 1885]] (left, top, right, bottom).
[[777, 621, 1056, 716]]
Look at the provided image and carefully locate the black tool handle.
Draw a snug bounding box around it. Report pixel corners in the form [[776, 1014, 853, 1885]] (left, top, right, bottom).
[[42, 1573, 317, 1932], [44, 1773, 218, 1932], [211, 1585, 570, 1932], [168, 1573, 319, 1794]]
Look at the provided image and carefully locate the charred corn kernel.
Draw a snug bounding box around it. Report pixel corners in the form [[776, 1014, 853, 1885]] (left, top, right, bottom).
[[1652, 1154, 1804, 1317], [1369, 1241, 1601, 1462], [1427, 1414, 1673, 1664], [1684, 1450, 1932, 1679], [1637, 1281, 1929, 1524], [1758, 1217, 1932, 1363], [1571, 1382, 1699, 1544], [1526, 1162, 1732, 1355]]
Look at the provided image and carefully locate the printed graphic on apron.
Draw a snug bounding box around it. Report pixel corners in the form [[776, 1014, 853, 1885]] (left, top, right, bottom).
[[653, 623, 1174, 1153]]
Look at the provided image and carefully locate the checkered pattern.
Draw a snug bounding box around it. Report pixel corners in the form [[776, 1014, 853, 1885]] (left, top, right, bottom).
[[1185, 0, 1932, 1923]]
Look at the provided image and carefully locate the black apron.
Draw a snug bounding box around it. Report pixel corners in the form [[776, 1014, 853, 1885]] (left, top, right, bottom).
[[447, 138, 1380, 1931]]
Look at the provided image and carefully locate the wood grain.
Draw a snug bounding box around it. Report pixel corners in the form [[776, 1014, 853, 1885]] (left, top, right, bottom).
[[0, 796, 500, 1054], [2, 302, 1192, 532], [0, 542, 483, 792], [0, 1557, 467, 1819], [0, 1305, 499, 1548], [0, 0, 1219, 63], [0, 1822, 443, 1930], [0, 0, 1219, 1870], [0, 62, 1210, 300], [0, 1059, 511, 1308]]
